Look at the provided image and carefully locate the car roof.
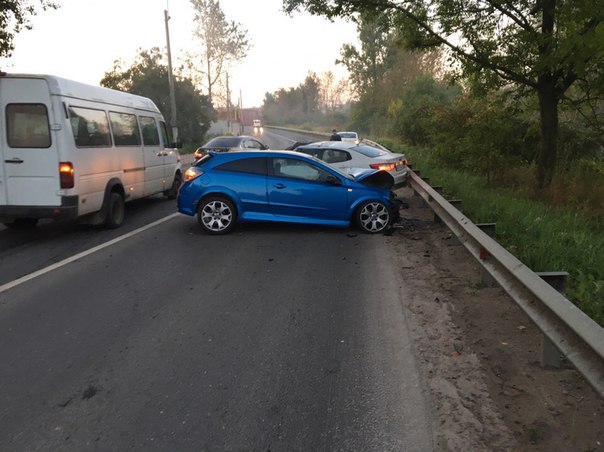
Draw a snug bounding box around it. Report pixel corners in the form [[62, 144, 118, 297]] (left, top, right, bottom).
[[201, 135, 258, 147], [297, 141, 358, 149]]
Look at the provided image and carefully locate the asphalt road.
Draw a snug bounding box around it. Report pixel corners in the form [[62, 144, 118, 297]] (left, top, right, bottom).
[[0, 128, 435, 450]]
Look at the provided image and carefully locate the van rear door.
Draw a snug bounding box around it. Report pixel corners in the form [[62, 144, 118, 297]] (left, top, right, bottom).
[[0, 77, 60, 207]]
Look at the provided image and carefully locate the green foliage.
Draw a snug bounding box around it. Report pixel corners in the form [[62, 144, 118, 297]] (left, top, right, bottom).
[[409, 147, 604, 326], [101, 48, 215, 146], [388, 75, 461, 146], [0, 0, 58, 58]]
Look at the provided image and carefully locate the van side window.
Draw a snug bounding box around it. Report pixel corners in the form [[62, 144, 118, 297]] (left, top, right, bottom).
[[140, 116, 160, 146], [109, 111, 141, 146], [6, 104, 51, 148], [159, 121, 171, 147], [69, 106, 111, 147]]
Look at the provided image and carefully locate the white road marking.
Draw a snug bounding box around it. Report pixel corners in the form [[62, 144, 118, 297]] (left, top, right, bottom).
[[0, 213, 180, 295]]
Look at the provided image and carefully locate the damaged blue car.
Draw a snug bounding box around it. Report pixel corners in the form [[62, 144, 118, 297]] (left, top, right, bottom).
[[177, 150, 400, 235]]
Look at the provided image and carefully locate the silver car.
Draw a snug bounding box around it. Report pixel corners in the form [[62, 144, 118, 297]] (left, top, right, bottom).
[[295, 141, 409, 188]]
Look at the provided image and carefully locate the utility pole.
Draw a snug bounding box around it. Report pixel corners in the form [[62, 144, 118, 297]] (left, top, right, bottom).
[[226, 73, 231, 134], [164, 8, 178, 146]]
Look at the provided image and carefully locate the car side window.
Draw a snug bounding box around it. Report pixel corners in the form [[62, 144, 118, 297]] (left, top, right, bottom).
[[296, 148, 321, 158], [244, 140, 263, 149], [215, 157, 267, 175], [322, 149, 351, 163], [272, 158, 332, 183]]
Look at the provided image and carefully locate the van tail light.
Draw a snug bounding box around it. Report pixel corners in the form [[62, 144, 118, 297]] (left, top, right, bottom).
[[59, 162, 74, 188], [370, 163, 396, 171]]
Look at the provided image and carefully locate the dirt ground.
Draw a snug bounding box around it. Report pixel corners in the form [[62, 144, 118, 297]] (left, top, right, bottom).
[[389, 186, 604, 451]]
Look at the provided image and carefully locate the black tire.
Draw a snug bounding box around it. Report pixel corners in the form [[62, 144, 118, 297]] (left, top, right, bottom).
[[165, 173, 182, 200], [356, 200, 391, 234], [197, 196, 236, 235], [104, 192, 125, 229], [3, 218, 39, 229]]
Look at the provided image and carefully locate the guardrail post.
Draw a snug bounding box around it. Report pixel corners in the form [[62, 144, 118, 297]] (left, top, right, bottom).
[[536, 272, 569, 368], [477, 223, 497, 287]]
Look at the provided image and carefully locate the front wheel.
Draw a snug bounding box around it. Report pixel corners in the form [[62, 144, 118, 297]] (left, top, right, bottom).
[[165, 173, 182, 200], [197, 196, 237, 235], [356, 201, 391, 234]]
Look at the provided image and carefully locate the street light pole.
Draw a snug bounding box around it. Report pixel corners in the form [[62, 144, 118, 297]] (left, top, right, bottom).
[[164, 9, 178, 146]]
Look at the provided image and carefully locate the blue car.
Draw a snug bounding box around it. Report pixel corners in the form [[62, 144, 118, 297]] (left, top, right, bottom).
[[177, 150, 399, 235]]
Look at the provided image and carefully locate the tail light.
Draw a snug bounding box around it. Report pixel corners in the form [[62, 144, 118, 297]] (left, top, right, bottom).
[[370, 163, 396, 171], [59, 162, 74, 188]]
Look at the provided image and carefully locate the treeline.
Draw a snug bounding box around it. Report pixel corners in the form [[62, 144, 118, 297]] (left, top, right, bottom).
[[262, 71, 351, 131]]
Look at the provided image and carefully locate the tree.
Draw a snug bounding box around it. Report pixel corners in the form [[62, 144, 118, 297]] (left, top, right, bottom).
[[101, 48, 215, 146], [190, 0, 251, 104], [284, 0, 604, 188], [0, 0, 58, 58]]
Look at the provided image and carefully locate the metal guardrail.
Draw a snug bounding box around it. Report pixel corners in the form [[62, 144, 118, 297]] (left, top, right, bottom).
[[408, 170, 604, 398]]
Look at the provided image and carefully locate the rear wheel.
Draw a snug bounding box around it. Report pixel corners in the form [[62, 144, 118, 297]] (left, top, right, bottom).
[[197, 196, 236, 235], [3, 218, 39, 229], [356, 201, 391, 234], [104, 192, 125, 229]]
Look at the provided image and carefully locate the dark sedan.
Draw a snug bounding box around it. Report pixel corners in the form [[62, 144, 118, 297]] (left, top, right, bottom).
[[193, 135, 269, 159]]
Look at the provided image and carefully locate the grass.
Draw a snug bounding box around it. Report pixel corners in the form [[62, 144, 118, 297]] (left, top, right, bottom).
[[407, 148, 604, 326]]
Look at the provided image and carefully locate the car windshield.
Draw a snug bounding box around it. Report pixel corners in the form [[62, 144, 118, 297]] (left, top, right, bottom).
[[352, 144, 388, 157], [203, 137, 242, 148]]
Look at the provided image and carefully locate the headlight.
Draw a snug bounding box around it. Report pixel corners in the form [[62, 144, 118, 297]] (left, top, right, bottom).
[[184, 167, 204, 182]]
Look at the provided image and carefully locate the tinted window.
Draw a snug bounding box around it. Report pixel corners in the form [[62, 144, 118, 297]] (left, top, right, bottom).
[[244, 139, 264, 149], [69, 106, 111, 147], [273, 158, 332, 182], [296, 147, 321, 158], [140, 116, 160, 146], [339, 132, 357, 139], [109, 111, 141, 146], [322, 149, 351, 163], [6, 103, 51, 148], [353, 144, 387, 158], [215, 157, 267, 175], [204, 137, 242, 148]]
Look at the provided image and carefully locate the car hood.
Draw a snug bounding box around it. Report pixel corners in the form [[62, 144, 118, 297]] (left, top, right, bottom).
[[347, 168, 394, 190]]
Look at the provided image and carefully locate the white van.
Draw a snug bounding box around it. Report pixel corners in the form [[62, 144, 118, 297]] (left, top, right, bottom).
[[0, 73, 182, 229]]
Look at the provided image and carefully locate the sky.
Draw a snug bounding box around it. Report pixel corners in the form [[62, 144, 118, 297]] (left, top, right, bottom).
[[0, 0, 358, 107]]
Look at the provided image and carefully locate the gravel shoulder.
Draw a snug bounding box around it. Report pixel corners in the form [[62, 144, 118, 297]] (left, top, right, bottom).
[[389, 186, 604, 451]]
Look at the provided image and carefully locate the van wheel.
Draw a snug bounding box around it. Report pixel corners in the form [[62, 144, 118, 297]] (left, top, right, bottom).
[[105, 192, 125, 229], [3, 218, 39, 229], [165, 173, 182, 200], [356, 201, 391, 234], [197, 196, 236, 235]]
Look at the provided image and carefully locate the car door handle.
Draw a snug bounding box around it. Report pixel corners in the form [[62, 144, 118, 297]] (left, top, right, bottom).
[[274, 183, 286, 189], [5, 158, 24, 164]]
